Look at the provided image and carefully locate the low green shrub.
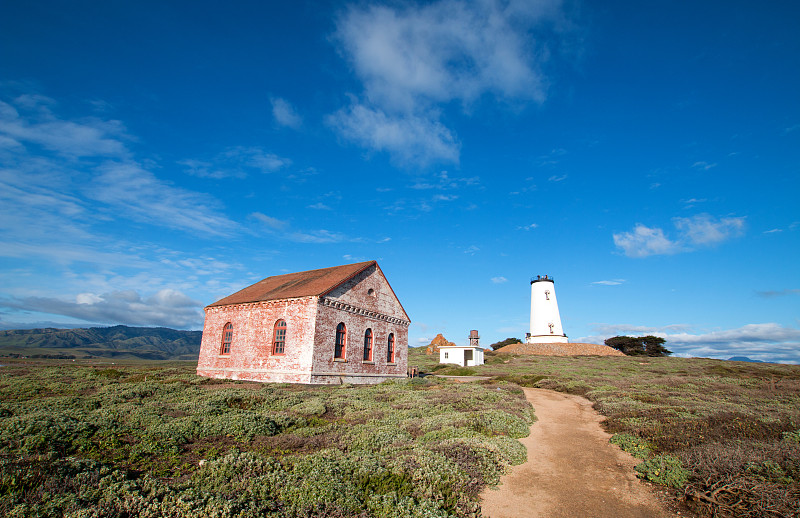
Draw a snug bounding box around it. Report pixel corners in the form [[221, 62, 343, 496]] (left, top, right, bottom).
[[782, 429, 800, 443], [634, 454, 689, 488], [610, 433, 652, 459]]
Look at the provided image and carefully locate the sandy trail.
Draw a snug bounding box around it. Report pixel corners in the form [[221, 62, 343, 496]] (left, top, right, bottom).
[[480, 388, 675, 518]]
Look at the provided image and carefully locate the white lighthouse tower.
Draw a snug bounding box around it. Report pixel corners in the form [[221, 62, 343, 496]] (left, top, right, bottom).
[[527, 275, 568, 344]]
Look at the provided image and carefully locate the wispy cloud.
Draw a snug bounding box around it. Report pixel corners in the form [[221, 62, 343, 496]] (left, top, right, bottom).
[[0, 289, 203, 329], [89, 162, 238, 237], [614, 214, 745, 258], [491, 276, 508, 284], [681, 197, 707, 206], [307, 202, 332, 210], [249, 212, 288, 230], [0, 95, 130, 158], [763, 228, 782, 234], [180, 147, 290, 179], [271, 97, 302, 129], [756, 289, 800, 298], [518, 223, 539, 231], [329, 0, 572, 166], [327, 102, 460, 166], [782, 123, 799, 135], [289, 229, 349, 244], [410, 170, 479, 190], [548, 174, 567, 182], [582, 322, 800, 364], [673, 214, 745, 246], [613, 224, 682, 258], [432, 194, 458, 202], [691, 161, 717, 171], [591, 279, 625, 286]]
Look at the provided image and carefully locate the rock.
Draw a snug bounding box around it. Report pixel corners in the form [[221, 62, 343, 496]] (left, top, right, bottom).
[[426, 333, 455, 355]]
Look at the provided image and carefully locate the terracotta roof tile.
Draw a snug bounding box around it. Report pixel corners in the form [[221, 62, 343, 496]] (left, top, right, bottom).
[[208, 260, 377, 307]]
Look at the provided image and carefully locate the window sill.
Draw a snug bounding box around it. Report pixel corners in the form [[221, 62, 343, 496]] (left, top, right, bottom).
[[272, 353, 285, 356], [361, 360, 374, 364], [218, 354, 231, 358], [333, 358, 347, 363]]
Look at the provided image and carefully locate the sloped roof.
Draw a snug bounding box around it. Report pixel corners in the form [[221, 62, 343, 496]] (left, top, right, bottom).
[[207, 260, 377, 307]]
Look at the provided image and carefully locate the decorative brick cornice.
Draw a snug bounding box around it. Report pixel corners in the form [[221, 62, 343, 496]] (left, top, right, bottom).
[[319, 297, 410, 327], [205, 297, 315, 313]]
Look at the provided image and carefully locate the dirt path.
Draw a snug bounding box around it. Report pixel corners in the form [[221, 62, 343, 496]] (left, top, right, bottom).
[[480, 388, 677, 518]]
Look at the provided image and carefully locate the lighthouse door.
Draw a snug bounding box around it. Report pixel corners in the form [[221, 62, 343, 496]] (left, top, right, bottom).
[[464, 350, 473, 366]]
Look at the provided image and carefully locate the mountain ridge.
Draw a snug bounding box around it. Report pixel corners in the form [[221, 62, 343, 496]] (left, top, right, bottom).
[[0, 325, 202, 360]]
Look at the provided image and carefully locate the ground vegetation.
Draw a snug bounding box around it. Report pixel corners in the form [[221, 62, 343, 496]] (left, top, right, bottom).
[[446, 352, 800, 518], [0, 360, 532, 517]]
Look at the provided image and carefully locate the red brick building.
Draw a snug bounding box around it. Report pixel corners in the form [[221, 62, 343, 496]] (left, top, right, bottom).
[[196, 260, 410, 384]]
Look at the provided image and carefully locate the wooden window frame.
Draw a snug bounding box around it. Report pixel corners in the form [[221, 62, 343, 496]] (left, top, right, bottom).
[[335, 322, 347, 360], [363, 328, 373, 362], [273, 319, 287, 355], [387, 333, 395, 363], [220, 322, 233, 355]]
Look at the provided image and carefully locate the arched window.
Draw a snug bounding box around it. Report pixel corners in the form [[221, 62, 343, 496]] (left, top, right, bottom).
[[387, 333, 395, 363], [363, 328, 373, 361], [221, 322, 233, 355], [335, 322, 347, 359], [273, 319, 287, 354]]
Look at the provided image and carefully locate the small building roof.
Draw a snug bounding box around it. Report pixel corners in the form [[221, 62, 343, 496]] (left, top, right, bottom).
[[208, 260, 378, 308]]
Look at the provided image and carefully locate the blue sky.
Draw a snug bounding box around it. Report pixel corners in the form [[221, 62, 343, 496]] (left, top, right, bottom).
[[1, 0, 798, 362]]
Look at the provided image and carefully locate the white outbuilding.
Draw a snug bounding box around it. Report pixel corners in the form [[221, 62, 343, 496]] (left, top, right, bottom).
[[439, 330, 485, 367]]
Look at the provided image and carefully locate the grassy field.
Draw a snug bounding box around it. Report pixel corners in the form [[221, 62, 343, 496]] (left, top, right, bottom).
[[2, 351, 798, 517], [411, 347, 800, 517], [0, 360, 532, 518]]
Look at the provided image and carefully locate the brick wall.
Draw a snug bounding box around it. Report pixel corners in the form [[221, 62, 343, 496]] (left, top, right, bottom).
[[196, 264, 410, 384], [196, 297, 318, 383]]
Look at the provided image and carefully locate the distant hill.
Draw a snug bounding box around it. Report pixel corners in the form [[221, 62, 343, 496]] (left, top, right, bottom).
[[728, 356, 764, 363], [0, 325, 202, 360]]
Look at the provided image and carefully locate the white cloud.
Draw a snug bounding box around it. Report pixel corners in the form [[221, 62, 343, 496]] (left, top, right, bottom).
[[89, 162, 238, 237], [180, 147, 290, 179], [307, 202, 332, 210], [691, 161, 717, 171], [756, 289, 800, 298], [673, 214, 745, 246], [491, 276, 508, 284], [681, 197, 707, 205], [591, 279, 625, 286], [0, 289, 203, 329], [581, 323, 800, 364], [249, 212, 288, 230], [464, 245, 480, 255], [548, 174, 567, 182], [613, 224, 682, 258], [410, 170, 479, 190], [519, 223, 538, 231], [288, 229, 349, 244], [327, 102, 460, 166], [0, 96, 130, 158], [330, 0, 571, 165], [614, 214, 745, 258], [271, 97, 302, 129], [763, 228, 782, 234], [219, 146, 290, 174], [334, 1, 559, 111]]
